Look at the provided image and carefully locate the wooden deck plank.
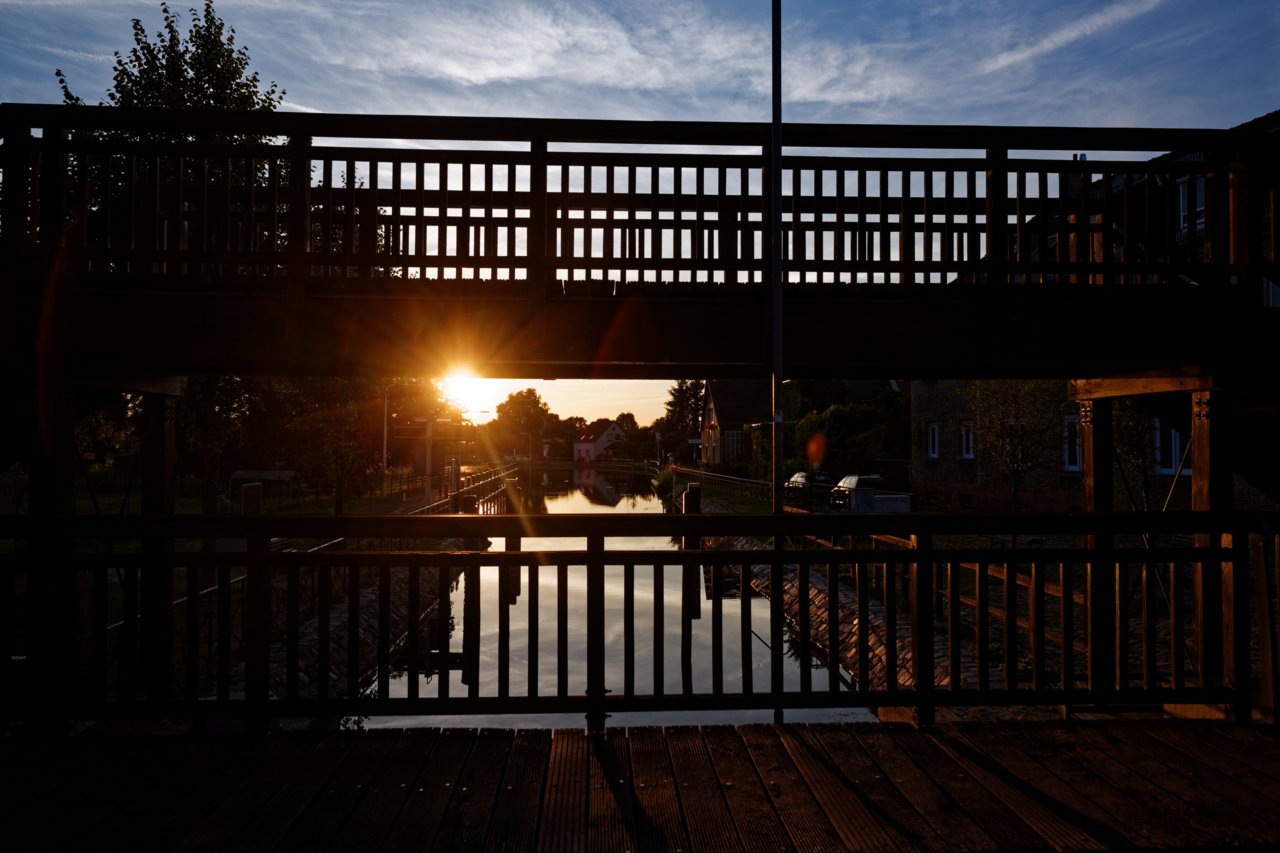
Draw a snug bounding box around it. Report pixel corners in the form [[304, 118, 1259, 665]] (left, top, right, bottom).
[[85, 736, 269, 850], [664, 725, 743, 853], [998, 722, 1198, 845], [44, 736, 197, 849], [928, 726, 1108, 852], [885, 725, 1053, 851], [539, 728, 590, 853], [5, 720, 1280, 851], [738, 723, 852, 852], [775, 724, 901, 853], [431, 728, 517, 852], [701, 725, 795, 852], [1218, 722, 1280, 761], [813, 725, 953, 852], [1003, 724, 1221, 849], [626, 726, 691, 853], [484, 728, 552, 853], [1157, 722, 1280, 788], [224, 733, 357, 850], [379, 727, 476, 851], [943, 724, 1141, 849], [284, 730, 402, 850], [331, 729, 441, 853], [1071, 723, 1277, 846], [143, 737, 290, 849], [587, 729, 639, 852], [174, 733, 323, 850], [856, 726, 997, 851], [1120, 724, 1280, 838]]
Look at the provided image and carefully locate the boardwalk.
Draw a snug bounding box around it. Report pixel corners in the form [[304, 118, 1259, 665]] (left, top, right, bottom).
[[5, 719, 1280, 851]]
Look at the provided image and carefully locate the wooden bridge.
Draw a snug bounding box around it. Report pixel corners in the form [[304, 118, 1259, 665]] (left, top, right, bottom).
[[2, 104, 1276, 383]]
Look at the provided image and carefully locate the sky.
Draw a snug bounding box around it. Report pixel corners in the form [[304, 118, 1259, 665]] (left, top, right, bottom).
[[2, 0, 1277, 421]]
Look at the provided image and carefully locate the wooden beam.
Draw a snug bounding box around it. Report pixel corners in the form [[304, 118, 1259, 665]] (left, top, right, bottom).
[[1068, 368, 1215, 401]]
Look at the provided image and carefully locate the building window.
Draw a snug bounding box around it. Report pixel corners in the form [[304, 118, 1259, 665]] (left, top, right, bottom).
[[1178, 175, 1206, 239], [1153, 419, 1187, 475], [1063, 415, 1081, 472], [926, 422, 939, 459], [959, 420, 975, 459]]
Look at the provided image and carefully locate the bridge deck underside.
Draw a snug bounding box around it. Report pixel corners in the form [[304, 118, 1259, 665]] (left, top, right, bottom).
[[53, 280, 1265, 380]]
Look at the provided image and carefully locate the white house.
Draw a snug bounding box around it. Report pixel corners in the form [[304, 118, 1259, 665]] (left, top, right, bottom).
[[574, 419, 625, 462]]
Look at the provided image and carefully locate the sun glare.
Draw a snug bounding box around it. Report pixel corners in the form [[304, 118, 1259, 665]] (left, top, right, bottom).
[[441, 370, 499, 422]]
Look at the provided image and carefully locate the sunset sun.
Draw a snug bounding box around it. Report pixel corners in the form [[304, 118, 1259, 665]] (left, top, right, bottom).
[[441, 370, 500, 422]]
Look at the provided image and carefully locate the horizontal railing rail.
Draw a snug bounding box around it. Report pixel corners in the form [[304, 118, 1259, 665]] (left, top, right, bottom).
[[2, 511, 1275, 727], [671, 468, 772, 505]]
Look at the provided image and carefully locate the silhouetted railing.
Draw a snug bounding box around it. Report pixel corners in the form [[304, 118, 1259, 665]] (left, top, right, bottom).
[[3, 512, 1275, 727], [3, 105, 1273, 292]]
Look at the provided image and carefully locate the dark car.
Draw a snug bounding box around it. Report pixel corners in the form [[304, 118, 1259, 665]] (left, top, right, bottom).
[[829, 474, 888, 510], [784, 471, 835, 507]]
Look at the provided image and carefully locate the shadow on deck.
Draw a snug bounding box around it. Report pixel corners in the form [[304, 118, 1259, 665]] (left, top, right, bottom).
[[5, 718, 1279, 851]]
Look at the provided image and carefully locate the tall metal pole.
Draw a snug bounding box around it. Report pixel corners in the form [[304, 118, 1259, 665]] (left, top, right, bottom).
[[381, 382, 394, 498], [770, 0, 785, 515], [769, 0, 786, 726]]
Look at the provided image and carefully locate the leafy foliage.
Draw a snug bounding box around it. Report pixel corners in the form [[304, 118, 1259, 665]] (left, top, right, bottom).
[[963, 379, 1071, 508], [486, 389, 551, 458], [57, 1, 282, 111]]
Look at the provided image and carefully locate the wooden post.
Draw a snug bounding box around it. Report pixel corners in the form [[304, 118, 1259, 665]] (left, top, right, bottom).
[[912, 534, 936, 727], [586, 534, 607, 731], [1253, 532, 1279, 725], [1192, 390, 1232, 710], [1080, 399, 1116, 703], [243, 483, 270, 733], [985, 147, 1009, 285], [285, 135, 312, 359], [141, 393, 176, 705]]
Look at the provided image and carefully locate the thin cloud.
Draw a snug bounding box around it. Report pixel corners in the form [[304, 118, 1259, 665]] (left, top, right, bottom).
[[979, 0, 1167, 74], [313, 1, 767, 97]]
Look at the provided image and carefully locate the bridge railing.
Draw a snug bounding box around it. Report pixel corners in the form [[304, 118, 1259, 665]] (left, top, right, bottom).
[[2, 511, 1275, 727], [3, 104, 1274, 295]]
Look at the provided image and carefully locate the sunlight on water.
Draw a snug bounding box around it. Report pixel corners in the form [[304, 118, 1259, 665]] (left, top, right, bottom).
[[369, 470, 874, 728]]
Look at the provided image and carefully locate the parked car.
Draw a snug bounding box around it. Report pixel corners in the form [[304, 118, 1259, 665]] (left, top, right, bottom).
[[829, 474, 888, 511], [784, 471, 835, 506]]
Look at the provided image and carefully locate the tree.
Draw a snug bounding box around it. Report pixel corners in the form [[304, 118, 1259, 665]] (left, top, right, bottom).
[[657, 380, 704, 463], [964, 379, 1071, 510], [55, 2, 286, 516], [615, 412, 640, 437], [57, 1, 282, 111], [491, 389, 551, 459]]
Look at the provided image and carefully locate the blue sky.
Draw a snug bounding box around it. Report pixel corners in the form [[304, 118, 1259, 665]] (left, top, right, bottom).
[[2, 0, 1276, 421]]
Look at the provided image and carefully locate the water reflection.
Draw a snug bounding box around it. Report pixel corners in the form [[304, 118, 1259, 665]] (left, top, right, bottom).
[[370, 468, 873, 728]]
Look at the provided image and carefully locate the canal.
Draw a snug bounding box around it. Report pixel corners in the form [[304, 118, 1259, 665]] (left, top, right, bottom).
[[371, 467, 874, 728]]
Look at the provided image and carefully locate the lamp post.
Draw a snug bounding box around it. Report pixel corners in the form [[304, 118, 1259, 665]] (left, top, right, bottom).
[[381, 379, 416, 498], [381, 382, 396, 498], [770, 0, 784, 515]]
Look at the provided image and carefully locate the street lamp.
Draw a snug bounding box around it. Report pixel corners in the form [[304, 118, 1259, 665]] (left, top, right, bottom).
[[381, 379, 415, 498]]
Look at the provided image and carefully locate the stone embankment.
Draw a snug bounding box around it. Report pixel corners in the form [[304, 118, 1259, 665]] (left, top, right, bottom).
[[699, 494, 984, 694], [225, 540, 464, 704]]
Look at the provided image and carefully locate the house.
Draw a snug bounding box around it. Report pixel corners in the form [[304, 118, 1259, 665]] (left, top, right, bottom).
[[700, 379, 770, 466], [909, 109, 1280, 513], [910, 379, 1089, 512], [574, 419, 625, 462]]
